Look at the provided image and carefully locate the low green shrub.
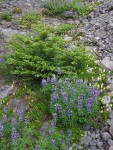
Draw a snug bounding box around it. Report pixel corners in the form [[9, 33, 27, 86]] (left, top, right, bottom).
[[54, 23, 74, 34], [43, 0, 95, 16], [0, 13, 12, 21], [18, 11, 42, 29], [2, 24, 98, 83], [41, 75, 100, 127], [44, 0, 72, 14], [12, 7, 22, 14]]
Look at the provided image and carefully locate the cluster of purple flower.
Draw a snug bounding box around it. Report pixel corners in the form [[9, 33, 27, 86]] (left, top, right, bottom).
[[41, 72, 100, 125], [11, 127, 20, 141], [0, 107, 30, 143]]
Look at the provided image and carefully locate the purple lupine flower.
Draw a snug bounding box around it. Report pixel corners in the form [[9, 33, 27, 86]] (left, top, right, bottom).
[[50, 139, 55, 146], [11, 117, 17, 126], [68, 130, 72, 137], [52, 113, 57, 122], [89, 87, 100, 100], [58, 139, 63, 144], [48, 130, 53, 135], [86, 102, 91, 112], [63, 95, 68, 103], [57, 79, 62, 86], [50, 122, 55, 129], [70, 100, 74, 107], [75, 79, 83, 86], [57, 105, 62, 113], [54, 104, 59, 111], [0, 58, 3, 63], [80, 92, 86, 99], [11, 128, 20, 141], [2, 114, 7, 122], [0, 124, 4, 135], [53, 86, 58, 92], [16, 109, 23, 122], [51, 92, 59, 101], [41, 79, 47, 87], [62, 110, 66, 117], [70, 88, 75, 96], [78, 100, 82, 110], [65, 78, 69, 85], [24, 117, 30, 124], [68, 109, 72, 117], [60, 130, 64, 134], [51, 75, 56, 85], [34, 145, 40, 150], [57, 67, 62, 75], [42, 131, 46, 138]]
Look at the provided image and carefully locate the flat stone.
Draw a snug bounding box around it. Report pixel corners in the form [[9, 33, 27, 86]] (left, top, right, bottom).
[[101, 57, 113, 70], [109, 146, 113, 150], [2, 29, 18, 37], [80, 135, 92, 147], [109, 111, 113, 119], [101, 132, 111, 141], [0, 85, 13, 99], [78, 145, 83, 150], [109, 125, 113, 136], [97, 141, 103, 148], [108, 139, 113, 146], [90, 140, 97, 146], [90, 146, 97, 150]]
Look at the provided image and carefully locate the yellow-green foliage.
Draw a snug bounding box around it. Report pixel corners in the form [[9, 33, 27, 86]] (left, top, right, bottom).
[[18, 11, 42, 29]]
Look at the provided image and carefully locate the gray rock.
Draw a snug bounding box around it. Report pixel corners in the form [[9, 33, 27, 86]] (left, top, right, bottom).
[[109, 146, 113, 150], [2, 29, 18, 37], [80, 135, 92, 147], [18, 104, 26, 112], [109, 111, 113, 119], [64, 35, 73, 41], [101, 57, 113, 70], [90, 146, 97, 150], [108, 139, 113, 146], [101, 132, 111, 141], [97, 141, 103, 148], [61, 11, 76, 18], [109, 125, 113, 136], [83, 125, 91, 131], [78, 145, 83, 150], [11, 98, 19, 108], [0, 85, 13, 99], [91, 133, 96, 139], [67, 147, 72, 150], [107, 23, 113, 30], [90, 140, 97, 146], [67, 44, 76, 51], [101, 95, 111, 104]]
